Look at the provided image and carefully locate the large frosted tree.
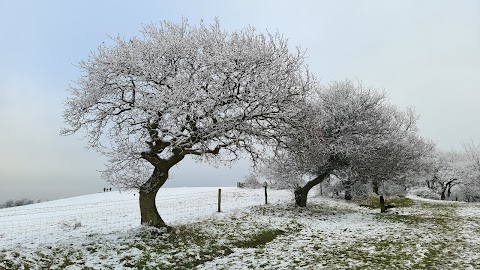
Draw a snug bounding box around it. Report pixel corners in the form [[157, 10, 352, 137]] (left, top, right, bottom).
[[62, 20, 312, 227]]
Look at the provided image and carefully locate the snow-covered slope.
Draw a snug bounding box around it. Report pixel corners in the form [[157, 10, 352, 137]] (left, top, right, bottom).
[[0, 187, 291, 249]]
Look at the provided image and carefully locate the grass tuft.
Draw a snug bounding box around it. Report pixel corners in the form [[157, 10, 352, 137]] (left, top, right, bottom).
[[232, 229, 285, 248], [357, 195, 415, 209]]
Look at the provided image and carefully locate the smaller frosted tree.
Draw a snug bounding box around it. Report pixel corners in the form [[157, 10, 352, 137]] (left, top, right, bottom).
[[424, 150, 466, 200], [266, 80, 429, 206], [240, 173, 262, 189], [352, 108, 434, 196], [458, 141, 480, 201]]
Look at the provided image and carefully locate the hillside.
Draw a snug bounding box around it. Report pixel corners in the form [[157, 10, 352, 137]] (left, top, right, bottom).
[[1, 188, 480, 269]]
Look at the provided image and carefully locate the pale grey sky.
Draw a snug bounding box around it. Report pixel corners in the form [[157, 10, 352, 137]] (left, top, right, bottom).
[[1, 0, 479, 203]]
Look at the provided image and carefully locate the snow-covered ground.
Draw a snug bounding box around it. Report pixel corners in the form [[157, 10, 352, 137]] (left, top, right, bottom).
[[1, 188, 480, 269], [0, 187, 290, 250]]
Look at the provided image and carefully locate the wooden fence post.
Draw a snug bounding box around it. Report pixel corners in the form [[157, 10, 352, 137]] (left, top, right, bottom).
[[218, 189, 221, 212], [263, 182, 268, 205], [380, 195, 386, 213]]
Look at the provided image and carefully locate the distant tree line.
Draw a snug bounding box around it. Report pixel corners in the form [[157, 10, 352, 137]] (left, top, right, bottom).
[[0, 198, 41, 209]]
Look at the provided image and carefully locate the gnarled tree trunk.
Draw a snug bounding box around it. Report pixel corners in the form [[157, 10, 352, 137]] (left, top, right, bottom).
[[343, 177, 356, 201], [139, 167, 169, 228], [372, 180, 379, 195], [344, 188, 353, 201], [139, 189, 165, 227], [138, 152, 185, 228], [295, 169, 332, 207]]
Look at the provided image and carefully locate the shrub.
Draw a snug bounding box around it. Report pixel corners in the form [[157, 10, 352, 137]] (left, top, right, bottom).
[[0, 198, 36, 209], [240, 174, 263, 189], [409, 187, 441, 200]]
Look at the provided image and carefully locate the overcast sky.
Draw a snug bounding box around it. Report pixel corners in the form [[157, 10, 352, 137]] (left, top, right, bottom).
[[1, 0, 479, 203]]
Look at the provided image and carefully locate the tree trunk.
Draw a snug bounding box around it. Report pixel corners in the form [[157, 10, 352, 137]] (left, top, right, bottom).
[[344, 189, 352, 201], [295, 170, 331, 207], [380, 195, 386, 213], [446, 180, 457, 198], [372, 180, 379, 195], [294, 187, 303, 206], [139, 167, 169, 228], [440, 190, 446, 200], [140, 188, 166, 227], [138, 151, 185, 228], [343, 178, 354, 201]]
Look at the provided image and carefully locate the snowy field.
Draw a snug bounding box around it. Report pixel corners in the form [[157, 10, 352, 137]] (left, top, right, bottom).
[[0, 187, 288, 250], [1, 188, 480, 269]]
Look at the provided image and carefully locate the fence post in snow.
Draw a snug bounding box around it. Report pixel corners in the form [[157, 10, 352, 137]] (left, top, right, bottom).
[[264, 182, 268, 205], [380, 195, 386, 213], [218, 189, 221, 212]]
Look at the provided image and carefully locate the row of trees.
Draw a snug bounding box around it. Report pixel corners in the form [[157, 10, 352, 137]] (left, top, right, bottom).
[[260, 136, 480, 204], [62, 19, 477, 228], [260, 81, 433, 206]]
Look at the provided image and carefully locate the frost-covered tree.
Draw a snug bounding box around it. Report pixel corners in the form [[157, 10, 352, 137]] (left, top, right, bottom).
[[458, 141, 480, 201], [424, 142, 480, 202], [240, 173, 262, 189], [352, 109, 434, 196], [62, 20, 312, 227], [463, 141, 480, 173], [266, 80, 429, 206], [333, 168, 363, 200], [421, 150, 469, 200]]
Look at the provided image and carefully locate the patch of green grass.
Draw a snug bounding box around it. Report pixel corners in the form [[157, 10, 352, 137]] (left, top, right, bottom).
[[357, 195, 415, 209], [119, 224, 235, 269], [373, 212, 450, 226], [1, 253, 36, 270], [418, 201, 458, 210], [304, 198, 472, 269], [391, 213, 422, 224], [410, 239, 464, 270], [312, 237, 417, 269], [311, 229, 466, 270], [232, 229, 285, 248], [132, 243, 146, 251], [0, 259, 14, 270], [85, 246, 97, 253], [58, 257, 75, 268], [306, 203, 352, 214]]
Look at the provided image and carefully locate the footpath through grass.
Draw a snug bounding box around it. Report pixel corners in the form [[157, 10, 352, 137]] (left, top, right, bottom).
[[1, 196, 480, 269]]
